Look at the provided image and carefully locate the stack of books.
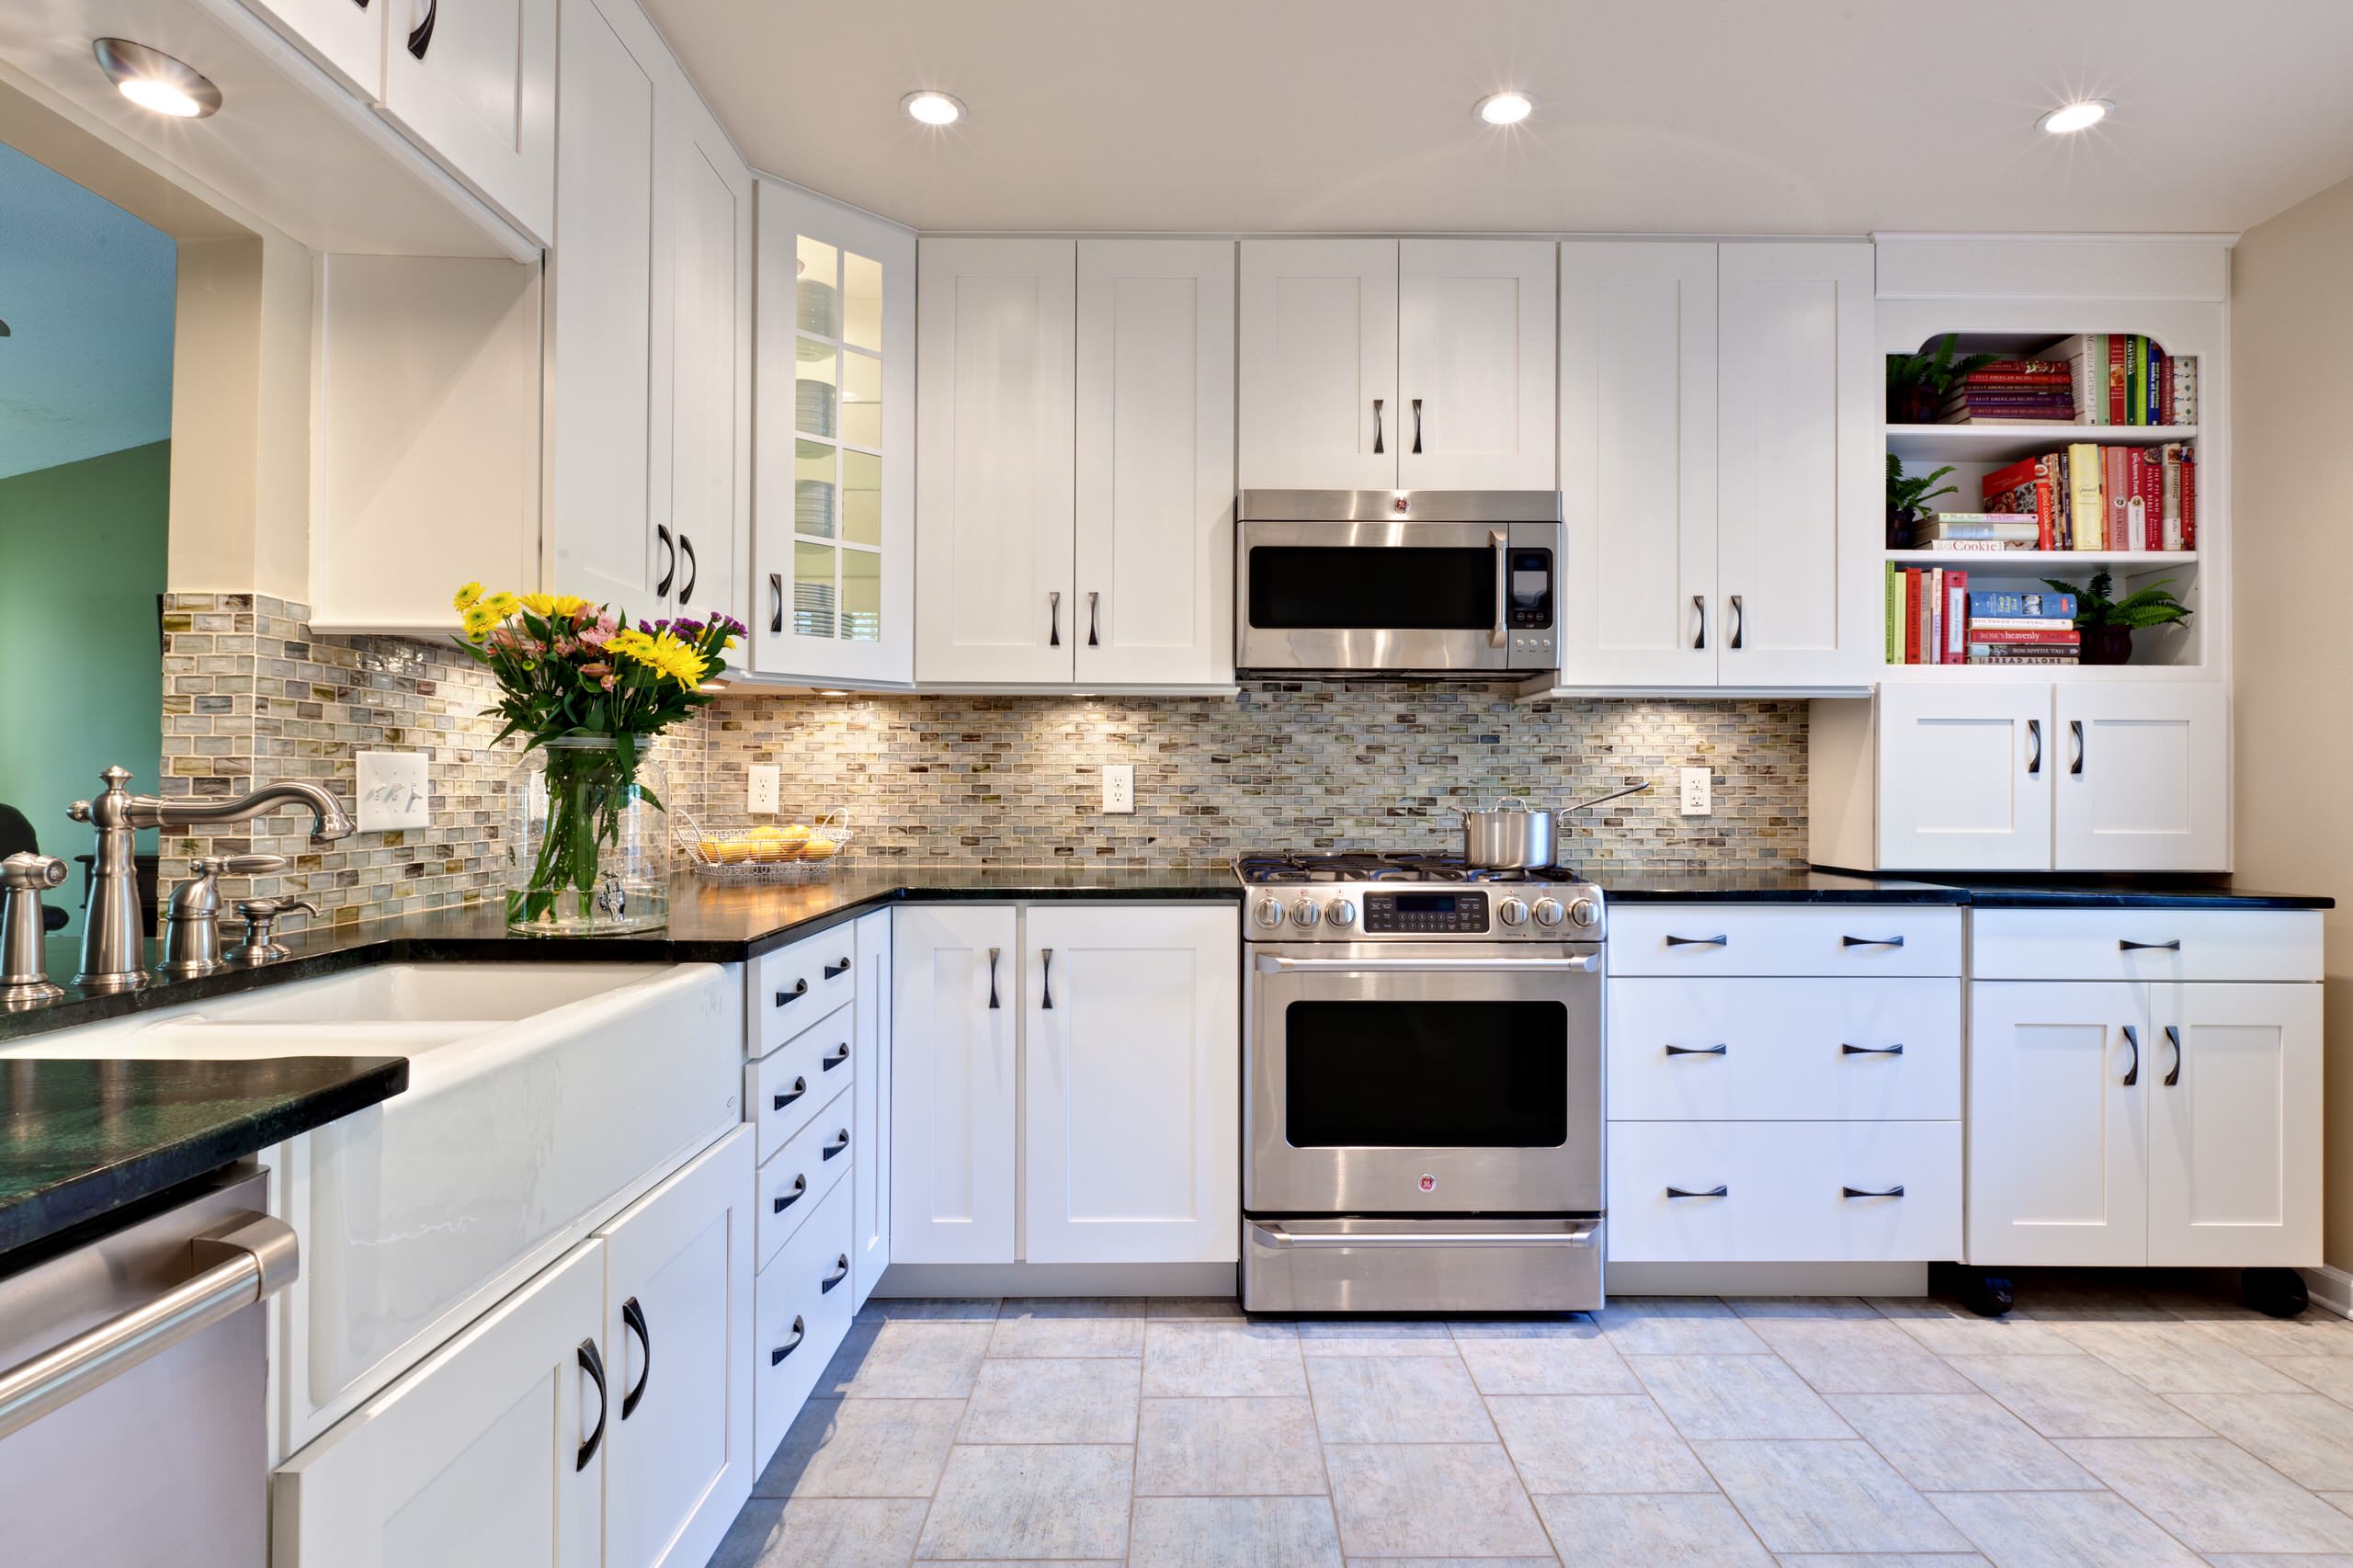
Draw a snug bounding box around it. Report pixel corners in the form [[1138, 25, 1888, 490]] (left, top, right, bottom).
[[1895, 511, 2041, 551], [1977, 443, 2197, 551], [1936, 359, 2075, 424], [2040, 335, 2197, 426], [1885, 573, 2082, 665]]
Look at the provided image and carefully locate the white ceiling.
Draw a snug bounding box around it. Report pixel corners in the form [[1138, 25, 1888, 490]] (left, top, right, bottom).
[[642, 0, 2353, 235]]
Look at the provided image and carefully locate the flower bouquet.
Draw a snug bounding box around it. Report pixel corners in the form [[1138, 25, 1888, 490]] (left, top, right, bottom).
[[453, 584, 745, 934]]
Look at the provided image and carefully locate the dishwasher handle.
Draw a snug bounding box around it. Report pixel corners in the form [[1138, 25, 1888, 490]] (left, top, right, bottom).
[[0, 1212, 297, 1442]]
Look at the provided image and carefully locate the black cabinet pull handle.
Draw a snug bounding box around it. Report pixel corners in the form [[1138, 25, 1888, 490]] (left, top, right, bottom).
[[1842, 935, 1904, 948], [1727, 593, 1743, 651], [2164, 1023, 2183, 1087], [1372, 397, 1385, 455], [2120, 938, 2182, 952], [1666, 1185, 1729, 1199], [1040, 948, 1055, 1010], [1049, 591, 1062, 648], [1411, 396, 1424, 454], [405, 0, 437, 60], [773, 1174, 807, 1213], [770, 573, 784, 634], [824, 957, 852, 979], [771, 1314, 805, 1366], [576, 1337, 608, 1471], [821, 1254, 849, 1292], [1665, 1043, 1727, 1057], [1087, 591, 1100, 648], [777, 978, 809, 1007], [654, 524, 676, 597], [1665, 934, 1729, 948], [676, 533, 697, 605], [2122, 1023, 2140, 1086], [1692, 594, 1705, 650], [2027, 718, 2042, 776], [987, 947, 1001, 1009], [1843, 1185, 1905, 1199], [822, 1042, 849, 1072], [2070, 718, 2085, 776], [1841, 1042, 1905, 1056], [772, 1075, 806, 1112], [620, 1297, 652, 1420], [822, 1129, 850, 1161]]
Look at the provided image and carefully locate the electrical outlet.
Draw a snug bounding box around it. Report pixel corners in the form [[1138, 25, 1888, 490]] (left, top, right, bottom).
[[1101, 764, 1135, 815], [746, 764, 781, 815], [356, 751, 429, 832], [1679, 767, 1712, 817]]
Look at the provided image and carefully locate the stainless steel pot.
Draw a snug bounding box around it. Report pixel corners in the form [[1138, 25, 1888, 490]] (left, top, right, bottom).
[[1458, 782, 1652, 869]]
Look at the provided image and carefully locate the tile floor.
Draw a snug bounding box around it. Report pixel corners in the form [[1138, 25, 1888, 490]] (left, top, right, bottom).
[[708, 1275, 2353, 1567]]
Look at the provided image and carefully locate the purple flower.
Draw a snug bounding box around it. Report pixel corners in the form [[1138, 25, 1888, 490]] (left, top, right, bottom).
[[672, 617, 706, 640], [713, 613, 748, 639]]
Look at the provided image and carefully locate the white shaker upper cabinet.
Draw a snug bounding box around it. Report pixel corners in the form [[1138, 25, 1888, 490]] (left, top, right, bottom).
[[915, 240, 1077, 685], [2053, 684, 2231, 873], [2147, 982, 2323, 1268], [377, 0, 557, 245], [890, 904, 1019, 1264], [1875, 682, 2054, 872], [659, 90, 752, 632], [1397, 240, 1555, 491], [243, 0, 386, 97], [1237, 239, 1398, 491], [1556, 242, 1718, 686], [1074, 240, 1236, 687], [1716, 242, 1877, 687]]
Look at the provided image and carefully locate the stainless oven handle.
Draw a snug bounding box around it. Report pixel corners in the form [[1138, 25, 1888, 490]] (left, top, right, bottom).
[[1489, 529, 1508, 649], [1254, 953, 1599, 974], [1255, 1222, 1599, 1249]]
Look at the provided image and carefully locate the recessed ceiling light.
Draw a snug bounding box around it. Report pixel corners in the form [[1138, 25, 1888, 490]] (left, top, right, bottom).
[[2037, 98, 2112, 135], [94, 39, 222, 119], [902, 90, 965, 128], [1474, 91, 1535, 127], [816, 689, 850, 697]]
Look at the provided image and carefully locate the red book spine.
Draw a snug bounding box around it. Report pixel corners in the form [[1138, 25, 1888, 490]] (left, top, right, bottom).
[[2033, 459, 2056, 550], [1904, 572, 1922, 665], [2109, 337, 2129, 424], [2126, 449, 2148, 550], [2181, 450, 2197, 548]]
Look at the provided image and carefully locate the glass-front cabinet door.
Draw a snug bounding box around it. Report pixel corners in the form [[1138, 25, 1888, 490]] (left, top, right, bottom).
[[753, 183, 915, 686]]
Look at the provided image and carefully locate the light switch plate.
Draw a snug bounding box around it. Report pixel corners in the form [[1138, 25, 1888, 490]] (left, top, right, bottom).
[[1102, 763, 1135, 814], [1679, 767, 1712, 817], [356, 751, 429, 832], [747, 765, 781, 815]]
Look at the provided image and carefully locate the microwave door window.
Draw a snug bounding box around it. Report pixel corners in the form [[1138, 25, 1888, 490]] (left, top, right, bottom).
[[1247, 546, 1495, 630], [1284, 1000, 1569, 1148]]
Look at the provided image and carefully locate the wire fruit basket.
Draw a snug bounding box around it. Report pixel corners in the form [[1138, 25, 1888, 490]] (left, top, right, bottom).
[[675, 806, 854, 881]]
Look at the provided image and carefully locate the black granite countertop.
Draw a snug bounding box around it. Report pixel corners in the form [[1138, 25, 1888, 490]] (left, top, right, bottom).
[[0, 1054, 408, 1259], [1883, 876, 2336, 912], [1606, 871, 1973, 904]]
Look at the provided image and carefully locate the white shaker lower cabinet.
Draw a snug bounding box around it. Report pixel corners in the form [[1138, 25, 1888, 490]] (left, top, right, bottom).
[[1867, 682, 2053, 872], [891, 904, 1022, 1262], [850, 909, 892, 1305], [1022, 904, 1240, 1264], [2053, 683, 2232, 872], [2147, 982, 2325, 1267]]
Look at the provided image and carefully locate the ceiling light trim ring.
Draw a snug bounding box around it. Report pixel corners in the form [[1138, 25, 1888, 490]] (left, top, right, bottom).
[[902, 89, 966, 128], [2038, 98, 2113, 134], [94, 38, 222, 119]]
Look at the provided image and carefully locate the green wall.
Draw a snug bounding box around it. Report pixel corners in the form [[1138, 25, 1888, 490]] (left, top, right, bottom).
[[0, 440, 170, 937]]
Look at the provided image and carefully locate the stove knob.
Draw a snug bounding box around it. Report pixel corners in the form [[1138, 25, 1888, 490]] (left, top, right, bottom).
[[1290, 898, 1322, 929], [1325, 897, 1358, 929], [1533, 897, 1566, 928], [1496, 897, 1529, 927], [1569, 896, 1599, 929], [1251, 896, 1286, 929]]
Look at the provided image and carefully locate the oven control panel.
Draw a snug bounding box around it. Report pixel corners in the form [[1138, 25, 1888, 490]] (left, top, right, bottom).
[[1363, 891, 1490, 936]]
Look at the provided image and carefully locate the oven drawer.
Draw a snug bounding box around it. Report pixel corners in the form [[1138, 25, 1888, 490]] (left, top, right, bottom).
[[1607, 1120, 1961, 1262], [1608, 906, 1961, 977], [1242, 1217, 1602, 1313], [1608, 978, 1961, 1121]]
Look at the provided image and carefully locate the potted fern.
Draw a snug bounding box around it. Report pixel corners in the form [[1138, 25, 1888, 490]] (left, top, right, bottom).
[[1887, 453, 1959, 548], [1887, 333, 1997, 425], [2045, 570, 2192, 665]]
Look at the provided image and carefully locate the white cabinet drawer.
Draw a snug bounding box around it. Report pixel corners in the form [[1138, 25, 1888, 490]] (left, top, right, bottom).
[[754, 1177, 855, 1462], [1608, 978, 1961, 1121], [1970, 910, 2324, 983], [754, 928, 862, 1054], [1608, 905, 1961, 976], [756, 1088, 853, 1271], [1607, 1120, 1961, 1262], [748, 1003, 854, 1162]]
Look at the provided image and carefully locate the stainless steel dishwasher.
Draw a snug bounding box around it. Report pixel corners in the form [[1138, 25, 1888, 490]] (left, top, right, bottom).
[[0, 1166, 297, 1565]]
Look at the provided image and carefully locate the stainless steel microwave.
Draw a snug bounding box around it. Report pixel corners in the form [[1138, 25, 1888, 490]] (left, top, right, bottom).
[[1235, 490, 1562, 676]]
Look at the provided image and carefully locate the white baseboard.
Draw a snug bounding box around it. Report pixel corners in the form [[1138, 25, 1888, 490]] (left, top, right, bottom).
[[1608, 1261, 1930, 1298], [2302, 1266, 2353, 1320], [875, 1261, 1239, 1299]]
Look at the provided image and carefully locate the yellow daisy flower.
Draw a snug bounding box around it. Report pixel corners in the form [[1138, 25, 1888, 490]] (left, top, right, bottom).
[[517, 592, 558, 617], [551, 594, 592, 619], [479, 591, 521, 620], [453, 580, 483, 613], [460, 603, 499, 642]]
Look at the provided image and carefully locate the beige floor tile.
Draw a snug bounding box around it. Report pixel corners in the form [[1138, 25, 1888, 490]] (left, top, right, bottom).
[[1596, 1297, 1770, 1355], [1725, 1296, 1881, 1320], [1324, 1443, 1552, 1558], [2058, 1437, 2353, 1553], [1824, 1393, 2099, 1492], [2201, 1556, 2353, 1567], [958, 1357, 1140, 1443], [810, 1323, 881, 1398], [915, 1443, 1132, 1561], [1758, 1557, 1990, 1567], [1696, 1440, 1970, 1554], [2011, 1278, 2192, 1324], [1298, 1318, 1462, 1355], [2323, 1491, 2353, 1517], [827, 1321, 995, 1399], [1337, 1560, 1560, 1567], [2050, 1320, 2306, 1394], [1868, 1298, 2080, 1358], [1310, 1355, 1496, 1443], [853, 1297, 1000, 1324], [710, 1496, 930, 1568], [750, 1397, 965, 1497], [1631, 1354, 1854, 1440], [1927, 1489, 2206, 1568], [918, 1562, 1121, 1566], [1134, 1396, 1328, 1496], [1533, 1493, 1772, 1567], [2185, 1313, 2353, 1359], [2256, 1355, 2353, 1403], [1745, 1319, 1977, 1395], [1487, 1394, 1714, 1494], [1942, 1353, 2211, 1437], [987, 1298, 1148, 1358], [2165, 1392, 2353, 1489], [1453, 1319, 1643, 1396], [1148, 1295, 1245, 1320], [1142, 1321, 1308, 1397], [1130, 1496, 1345, 1568]]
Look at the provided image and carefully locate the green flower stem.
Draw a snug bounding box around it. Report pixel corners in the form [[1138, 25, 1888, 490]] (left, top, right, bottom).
[[510, 744, 633, 927]]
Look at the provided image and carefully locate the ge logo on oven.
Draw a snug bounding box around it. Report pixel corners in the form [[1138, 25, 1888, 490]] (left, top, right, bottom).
[[1417, 1174, 1437, 1193]]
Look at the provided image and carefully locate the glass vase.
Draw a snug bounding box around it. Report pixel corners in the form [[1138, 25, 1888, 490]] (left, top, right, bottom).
[[506, 736, 671, 935]]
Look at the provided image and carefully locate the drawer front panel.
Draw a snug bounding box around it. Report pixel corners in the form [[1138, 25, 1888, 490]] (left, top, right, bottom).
[[754, 1178, 855, 1461], [1608, 978, 1961, 1121], [749, 1003, 855, 1162], [756, 1086, 854, 1271], [755, 929, 861, 1054], [1608, 906, 1961, 977], [1970, 910, 2324, 983], [1607, 1120, 1961, 1262]]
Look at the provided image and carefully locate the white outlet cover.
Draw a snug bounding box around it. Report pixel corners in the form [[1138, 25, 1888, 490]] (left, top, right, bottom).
[[747, 764, 781, 815], [1102, 763, 1135, 815], [356, 751, 429, 832], [1678, 767, 1712, 817]]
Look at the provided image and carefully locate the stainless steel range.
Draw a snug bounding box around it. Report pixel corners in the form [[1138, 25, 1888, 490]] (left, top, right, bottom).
[[1236, 851, 1606, 1313]]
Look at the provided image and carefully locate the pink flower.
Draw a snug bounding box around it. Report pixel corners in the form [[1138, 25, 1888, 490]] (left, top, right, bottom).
[[599, 674, 615, 690], [579, 615, 617, 650]]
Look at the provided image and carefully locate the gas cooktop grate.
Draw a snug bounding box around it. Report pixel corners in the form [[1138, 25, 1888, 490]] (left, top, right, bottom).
[[1233, 850, 1585, 885]]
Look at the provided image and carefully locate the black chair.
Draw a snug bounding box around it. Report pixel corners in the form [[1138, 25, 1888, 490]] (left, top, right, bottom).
[[0, 802, 69, 932]]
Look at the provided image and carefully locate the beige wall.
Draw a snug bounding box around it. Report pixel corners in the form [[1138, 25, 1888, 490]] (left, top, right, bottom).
[[2233, 172, 2353, 1268]]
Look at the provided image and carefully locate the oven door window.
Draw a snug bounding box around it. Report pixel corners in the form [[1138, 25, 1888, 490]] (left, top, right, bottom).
[[1284, 1000, 1568, 1147], [1246, 546, 1495, 630]]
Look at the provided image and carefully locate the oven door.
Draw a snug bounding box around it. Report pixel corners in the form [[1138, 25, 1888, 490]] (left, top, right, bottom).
[[1245, 942, 1602, 1215], [1236, 519, 1558, 674]]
